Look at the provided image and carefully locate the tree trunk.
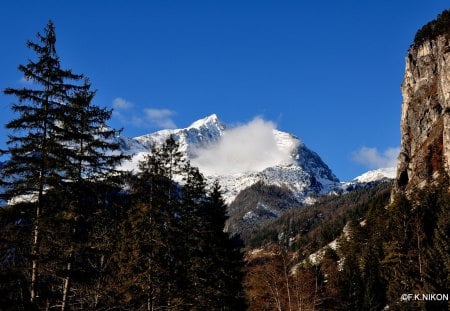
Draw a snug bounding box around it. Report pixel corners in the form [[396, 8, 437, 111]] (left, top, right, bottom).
[[94, 254, 105, 307], [282, 254, 293, 311], [30, 198, 42, 303], [61, 261, 72, 311]]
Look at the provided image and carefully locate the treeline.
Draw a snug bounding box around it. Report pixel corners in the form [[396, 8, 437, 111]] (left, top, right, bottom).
[[414, 9, 450, 46], [226, 182, 303, 241], [0, 21, 246, 310], [244, 182, 391, 310], [245, 181, 392, 250], [244, 177, 450, 310]]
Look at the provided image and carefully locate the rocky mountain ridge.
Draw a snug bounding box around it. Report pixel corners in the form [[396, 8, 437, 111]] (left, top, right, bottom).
[[116, 114, 341, 204], [113, 114, 398, 235]]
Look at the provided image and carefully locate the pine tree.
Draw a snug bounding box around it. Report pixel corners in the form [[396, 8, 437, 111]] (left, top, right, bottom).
[[337, 222, 364, 311], [422, 185, 450, 311], [58, 80, 124, 183], [181, 175, 247, 310], [116, 136, 186, 309], [1, 21, 125, 309], [116, 137, 247, 310], [51, 80, 125, 309], [179, 163, 209, 309], [0, 200, 34, 309], [203, 181, 247, 310], [0, 20, 84, 307], [339, 252, 363, 311], [362, 246, 386, 311]]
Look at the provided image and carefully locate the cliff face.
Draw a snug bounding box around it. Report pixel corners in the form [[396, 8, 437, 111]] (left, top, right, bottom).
[[392, 34, 450, 197]]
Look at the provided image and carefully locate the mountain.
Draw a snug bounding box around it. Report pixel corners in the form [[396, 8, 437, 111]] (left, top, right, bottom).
[[116, 114, 340, 206], [117, 114, 224, 172], [115, 115, 399, 236], [351, 167, 396, 183], [119, 114, 339, 204]]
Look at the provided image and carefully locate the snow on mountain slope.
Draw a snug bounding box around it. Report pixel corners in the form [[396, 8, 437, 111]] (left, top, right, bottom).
[[337, 167, 395, 193], [116, 114, 224, 173], [135, 114, 224, 156], [116, 114, 340, 204], [352, 167, 396, 183]]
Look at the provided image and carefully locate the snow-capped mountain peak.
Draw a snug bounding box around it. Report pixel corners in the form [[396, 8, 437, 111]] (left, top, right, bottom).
[[187, 113, 223, 130], [116, 114, 340, 204], [352, 167, 396, 183]]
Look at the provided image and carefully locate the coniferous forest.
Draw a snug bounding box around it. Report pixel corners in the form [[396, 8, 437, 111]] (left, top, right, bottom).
[[0, 21, 246, 310], [1, 15, 450, 311]]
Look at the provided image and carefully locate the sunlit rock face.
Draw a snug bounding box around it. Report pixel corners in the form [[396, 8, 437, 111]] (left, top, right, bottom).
[[392, 34, 450, 198]]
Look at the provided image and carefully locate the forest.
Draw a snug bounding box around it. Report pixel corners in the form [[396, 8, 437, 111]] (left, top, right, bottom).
[[0, 21, 245, 310], [244, 178, 449, 311]]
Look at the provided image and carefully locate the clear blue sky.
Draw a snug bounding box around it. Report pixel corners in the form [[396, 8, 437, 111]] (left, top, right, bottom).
[[0, 1, 448, 180]]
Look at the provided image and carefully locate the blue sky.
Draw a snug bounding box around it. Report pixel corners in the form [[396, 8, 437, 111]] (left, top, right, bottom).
[[0, 1, 448, 180]]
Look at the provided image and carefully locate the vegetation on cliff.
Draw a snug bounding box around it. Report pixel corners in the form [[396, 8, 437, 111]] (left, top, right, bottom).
[[414, 9, 450, 45]]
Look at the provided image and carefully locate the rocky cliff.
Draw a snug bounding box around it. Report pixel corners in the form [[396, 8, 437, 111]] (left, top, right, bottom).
[[393, 12, 450, 197]]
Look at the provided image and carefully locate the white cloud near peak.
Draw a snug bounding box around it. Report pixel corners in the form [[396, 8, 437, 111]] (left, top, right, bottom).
[[191, 117, 293, 175], [352, 146, 399, 169]]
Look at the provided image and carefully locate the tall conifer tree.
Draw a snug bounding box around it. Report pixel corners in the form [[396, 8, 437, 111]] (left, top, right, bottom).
[[1, 21, 125, 309], [1, 20, 84, 306], [53, 80, 125, 310]]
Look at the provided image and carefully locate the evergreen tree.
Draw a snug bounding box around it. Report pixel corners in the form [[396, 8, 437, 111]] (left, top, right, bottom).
[[58, 80, 124, 183], [339, 252, 363, 311], [117, 136, 185, 309], [337, 222, 364, 311], [50, 80, 125, 309], [0, 20, 84, 307], [183, 177, 247, 310], [205, 180, 247, 310], [180, 163, 209, 309], [362, 246, 386, 311], [116, 137, 246, 310], [423, 184, 450, 311], [0, 200, 34, 309], [1, 21, 125, 309], [382, 194, 415, 309]]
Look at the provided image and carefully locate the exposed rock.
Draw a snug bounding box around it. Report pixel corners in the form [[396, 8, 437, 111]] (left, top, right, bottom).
[[392, 31, 450, 198]]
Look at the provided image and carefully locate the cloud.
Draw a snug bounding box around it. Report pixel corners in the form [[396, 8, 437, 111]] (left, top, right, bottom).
[[191, 117, 294, 175], [112, 97, 134, 110], [352, 146, 399, 169], [144, 108, 177, 129], [111, 97, 176, 130]]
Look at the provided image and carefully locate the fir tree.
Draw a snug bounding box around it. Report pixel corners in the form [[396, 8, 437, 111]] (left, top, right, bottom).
[[0, 20, 84, 307], [117, 136, 185, 309], [339, 252, 363, 311], [206, 182, 247, 310], [1, 21, 125, 309], [116, 137, 246, 310], [51, 80, 125, 310], [362, 246, 386, 311], [182, 176, 247, 310]]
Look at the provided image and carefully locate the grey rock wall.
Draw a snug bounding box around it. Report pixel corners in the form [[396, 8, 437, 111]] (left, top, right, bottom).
[[392, 35, 450, 198]]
